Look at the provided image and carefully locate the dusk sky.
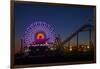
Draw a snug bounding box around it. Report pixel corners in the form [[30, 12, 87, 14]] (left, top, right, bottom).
[[15, 2, 95, 42]]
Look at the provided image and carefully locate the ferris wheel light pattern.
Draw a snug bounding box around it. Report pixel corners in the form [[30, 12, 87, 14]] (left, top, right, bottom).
[[24, 21, 56, 47]]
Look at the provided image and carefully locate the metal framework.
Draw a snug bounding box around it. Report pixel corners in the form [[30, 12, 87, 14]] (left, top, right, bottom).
[[58, 24, 94, 50]]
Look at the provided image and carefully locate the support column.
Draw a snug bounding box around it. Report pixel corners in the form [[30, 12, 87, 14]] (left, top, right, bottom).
[[68, 41, 70, 49], [89, 29, 91, 47], [76, 33, 79, 49], [20, 39, 23, 53]]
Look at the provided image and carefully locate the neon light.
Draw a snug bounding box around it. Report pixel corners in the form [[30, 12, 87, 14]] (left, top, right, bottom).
[[23, 21, 56, 47]]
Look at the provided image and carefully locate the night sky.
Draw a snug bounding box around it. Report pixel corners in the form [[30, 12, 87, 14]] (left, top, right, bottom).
[[15, 2, 95, 43]]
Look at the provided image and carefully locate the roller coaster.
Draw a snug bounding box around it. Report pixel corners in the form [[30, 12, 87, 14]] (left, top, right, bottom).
[[15, 24, 95, 65], [55, 24, 94, 54]]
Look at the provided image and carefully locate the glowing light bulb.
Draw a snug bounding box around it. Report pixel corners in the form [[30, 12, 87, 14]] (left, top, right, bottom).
[[87, 45, 90, 48]]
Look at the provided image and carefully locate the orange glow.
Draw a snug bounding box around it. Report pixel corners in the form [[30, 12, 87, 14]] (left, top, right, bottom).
[[36, 33, 45, 39]]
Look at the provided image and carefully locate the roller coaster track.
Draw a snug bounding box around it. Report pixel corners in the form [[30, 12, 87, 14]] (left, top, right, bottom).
[[60, 24, 94, 46]]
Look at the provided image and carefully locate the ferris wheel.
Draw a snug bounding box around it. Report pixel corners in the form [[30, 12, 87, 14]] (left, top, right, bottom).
[[23, 21, 56, 47]]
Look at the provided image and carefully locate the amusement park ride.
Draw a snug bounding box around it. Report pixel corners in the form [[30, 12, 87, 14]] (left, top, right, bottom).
[[21, 21, 56, 56], [19, 21, 94, 57], [14, 21, 95, 66]]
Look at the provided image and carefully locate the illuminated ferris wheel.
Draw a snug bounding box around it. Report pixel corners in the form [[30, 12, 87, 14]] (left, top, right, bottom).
[[23, 21, 56, 47]]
